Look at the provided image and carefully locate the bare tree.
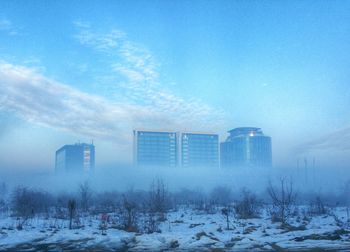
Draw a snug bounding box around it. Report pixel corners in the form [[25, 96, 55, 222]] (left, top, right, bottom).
[[149, 178, 168, 221], [267, 178, 296, 224], [79, 181, 93, 212], [121, 194, 138, 232], [12, 186, 54, 229], [12, 187, 33, 221], [68, 199, 76, 230]]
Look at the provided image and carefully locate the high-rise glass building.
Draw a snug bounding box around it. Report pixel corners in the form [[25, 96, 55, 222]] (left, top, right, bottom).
[[55, 143, 95, 173], [181, 133, 219, 168], [221, 127, 272, 168], [133, 130, 178, 167], [133, 130, 219, 168]]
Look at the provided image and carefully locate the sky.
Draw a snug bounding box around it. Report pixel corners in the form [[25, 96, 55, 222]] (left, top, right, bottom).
[[0, 0, 350, 172]]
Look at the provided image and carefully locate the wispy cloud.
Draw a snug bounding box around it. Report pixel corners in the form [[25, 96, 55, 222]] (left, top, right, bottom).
[[0, 59, 223, 144], [73, 22, 225, 131], [0, 23, 225, 146], [0, 62, 168, 142], [295, 127, 350, 155]]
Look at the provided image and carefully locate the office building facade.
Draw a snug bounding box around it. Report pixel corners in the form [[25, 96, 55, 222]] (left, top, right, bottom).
[[133, 130, 219, 168], [133, 130, 178, 167], [55, 143, 95, 173], [181, 133, 219, 168], [221, 127, 272, 168]]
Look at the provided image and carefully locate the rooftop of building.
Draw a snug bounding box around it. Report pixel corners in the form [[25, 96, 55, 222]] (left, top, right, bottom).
[[134, 129, 218, 135], [227, 127, 267, 138], [228, 127, 261, 133], [56, 142, 94, 153], [134, 129, 178, 134]]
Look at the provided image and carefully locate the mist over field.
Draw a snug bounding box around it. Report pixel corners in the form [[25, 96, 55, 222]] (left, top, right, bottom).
[[1, 0, 350, 251], [1, 165, 348, 198]]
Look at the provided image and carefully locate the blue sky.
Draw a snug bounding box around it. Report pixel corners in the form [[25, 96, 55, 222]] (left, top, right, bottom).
[[1, 0, 350, 171]]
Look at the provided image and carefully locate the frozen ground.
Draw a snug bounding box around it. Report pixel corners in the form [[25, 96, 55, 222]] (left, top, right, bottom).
[[1, 207, 350, 251]]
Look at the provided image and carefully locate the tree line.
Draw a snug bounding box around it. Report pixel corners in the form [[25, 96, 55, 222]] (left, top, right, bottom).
[[0, 178, 350, 233]]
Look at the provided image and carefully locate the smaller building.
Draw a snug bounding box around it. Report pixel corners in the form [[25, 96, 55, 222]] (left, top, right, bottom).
[[181, 132, 219, 168], [55, 143, 95, 173]]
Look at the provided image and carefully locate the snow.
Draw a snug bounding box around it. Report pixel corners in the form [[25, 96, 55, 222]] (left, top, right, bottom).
[[1, 207, 350, 251]]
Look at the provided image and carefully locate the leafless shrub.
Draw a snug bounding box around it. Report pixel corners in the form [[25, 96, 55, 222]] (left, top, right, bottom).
[[234, 188, 261, 219], [121, 194, 139, 232], [79, 181, 93, 212], [142, 179, 170, 233], [12, 187, 53, 216], [267, 178, 297, 224], [143, 211, 161, 234], [149, 178, 168, 221], [11, 186, 54, 229], [12, 187, 33, 222], [308, 196, 328, 216]]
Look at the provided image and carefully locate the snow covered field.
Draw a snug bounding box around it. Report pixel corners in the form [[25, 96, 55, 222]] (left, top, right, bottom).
[[1, 207, 350, 251]]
